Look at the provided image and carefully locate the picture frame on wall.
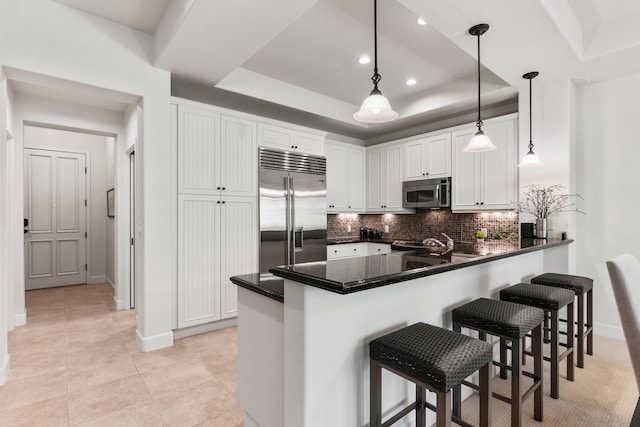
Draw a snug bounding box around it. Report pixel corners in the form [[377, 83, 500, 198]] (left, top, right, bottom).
[[107, 188, 115, 218]]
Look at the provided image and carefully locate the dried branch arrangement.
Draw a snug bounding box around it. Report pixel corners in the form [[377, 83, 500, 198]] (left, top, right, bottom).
[[517, 184, 584, 219]]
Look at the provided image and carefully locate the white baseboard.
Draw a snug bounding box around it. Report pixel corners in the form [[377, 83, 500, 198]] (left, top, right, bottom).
[[135, 329, 174, 352], [594, 321, 624, 341], [15, 310, 26, 327], [0, 354, 10, 386], [113, 296, 125, 311], [172, 317, 238, 339], [106, 276, 115, 290], [88, 275, 106, 284]]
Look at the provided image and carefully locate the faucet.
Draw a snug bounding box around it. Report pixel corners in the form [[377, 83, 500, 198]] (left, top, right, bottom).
[[441, 233, 454, 249]]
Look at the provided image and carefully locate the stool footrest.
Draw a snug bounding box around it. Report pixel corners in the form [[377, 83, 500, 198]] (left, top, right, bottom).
[[381, 401, 418, 427], [424, 402, 474, 427], [462, 377, 541, 406]]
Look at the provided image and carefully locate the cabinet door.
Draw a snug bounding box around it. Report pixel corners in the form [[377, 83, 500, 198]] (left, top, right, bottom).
[[257, 123, 292, 151], [452, 128, 481, 211], [178, 106, 220, 194], [424, 134, 452, 178], [366, 149, 384, 210], [481, 120, 516, 210], [293, 131, 324, 156], [404, 140, 425, 180], [219, 196, 258, 319], [177, 195, 221, 328], [347, 147, 366, 211], [384, 145, 404, 211], [326, 143, 349, 212], [220, 115, 257, 197]]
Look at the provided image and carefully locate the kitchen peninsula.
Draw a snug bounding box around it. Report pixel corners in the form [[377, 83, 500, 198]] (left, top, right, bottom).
[[232, 238, 573, 427]]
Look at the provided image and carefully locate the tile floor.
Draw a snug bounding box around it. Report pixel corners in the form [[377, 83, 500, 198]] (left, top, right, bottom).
[[1, 283, 244, 426]]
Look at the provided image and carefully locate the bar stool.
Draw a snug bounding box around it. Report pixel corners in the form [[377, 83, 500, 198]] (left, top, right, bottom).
[[531, 273, 594, 368], [369, 322, 493, 427], [500, 283, 575, 399], [452, 298, 545, 426]]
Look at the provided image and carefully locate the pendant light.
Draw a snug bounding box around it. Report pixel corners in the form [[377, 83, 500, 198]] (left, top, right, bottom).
[[464, 24, 497, 152], [518, 71, 544, 167], [353, 0, 398, 123]]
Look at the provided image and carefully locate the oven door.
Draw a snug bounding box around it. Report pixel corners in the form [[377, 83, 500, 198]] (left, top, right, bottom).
[[403, 181, 438, 208]]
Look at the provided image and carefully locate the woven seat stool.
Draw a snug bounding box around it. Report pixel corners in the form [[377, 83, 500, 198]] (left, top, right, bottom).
[[531, 273, 594, 368], [369, 322, 493, 427], [452, 298, 545, 426], [500, 283, 575, 399]]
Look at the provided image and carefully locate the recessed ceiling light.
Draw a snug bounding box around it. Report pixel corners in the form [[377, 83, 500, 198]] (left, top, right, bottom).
[[406, 78, 417, 86], [358, 56, 371, 64], [416, 17, 427, 25]]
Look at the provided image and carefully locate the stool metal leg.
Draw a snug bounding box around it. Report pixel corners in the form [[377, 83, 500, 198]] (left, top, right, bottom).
[[567, 301, 575, 381], [551, 309, 560, 399], [511, 337, 522, 426], [370, 359, 382, 427], [452, 322, 462, 419], [479, 363, 492, 427], [416, 385, 426, 427], [577, 294, 585, 368], [500, 338, 508, 379], [436, 390, 451, 427], [587, 289, 594, 355], [533, 323, 544, 422]]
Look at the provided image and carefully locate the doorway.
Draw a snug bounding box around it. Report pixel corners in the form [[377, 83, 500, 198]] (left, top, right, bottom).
[[129, 150, 136, 307], [23, 148, 87, 289]]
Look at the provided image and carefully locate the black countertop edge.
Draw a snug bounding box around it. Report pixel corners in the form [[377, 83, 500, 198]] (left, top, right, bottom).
[[230, 274, 284, 303], [327, 238, 396, 245], [270, 239, 574, 295]]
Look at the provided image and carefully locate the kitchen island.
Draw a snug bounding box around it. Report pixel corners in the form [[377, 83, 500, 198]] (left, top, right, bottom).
[[232, 238, 573, 427]]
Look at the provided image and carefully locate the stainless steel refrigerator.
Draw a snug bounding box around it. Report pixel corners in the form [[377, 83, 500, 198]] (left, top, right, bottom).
[[259, 147, 327, 274]]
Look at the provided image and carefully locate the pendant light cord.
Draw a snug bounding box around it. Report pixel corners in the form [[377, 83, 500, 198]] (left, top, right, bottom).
[[528, 76, 534, 151], [370, 0, 381, 91], [476, 32, 482, 131]]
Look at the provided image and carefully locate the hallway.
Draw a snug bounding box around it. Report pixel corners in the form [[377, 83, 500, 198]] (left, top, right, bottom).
[[0, 284, 243, 426]]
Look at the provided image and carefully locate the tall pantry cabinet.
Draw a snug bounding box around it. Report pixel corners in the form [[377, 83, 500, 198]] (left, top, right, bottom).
[[174, 101, 258, 329]]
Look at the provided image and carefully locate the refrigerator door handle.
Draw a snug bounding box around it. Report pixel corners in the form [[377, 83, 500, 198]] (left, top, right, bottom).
[[294, 226, 304, 253], [285, 176, 292, 266], [290, 176, 297, 264]]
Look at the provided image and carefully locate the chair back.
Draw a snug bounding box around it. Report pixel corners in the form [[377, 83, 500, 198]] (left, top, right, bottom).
[[606, 253, 640, 393]]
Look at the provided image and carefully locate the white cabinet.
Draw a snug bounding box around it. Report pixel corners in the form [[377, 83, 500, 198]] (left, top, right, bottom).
[[404, 133, 452, 181], [327, 243, 366, 259], [366, 144, 411, 213], [366, 243, 392, 255], [178, 105, 257, 197], [177, 195, 257, 328], [257, 123, 324, 156], [451, 117, 517, 211], [326, 141, 365, 213]]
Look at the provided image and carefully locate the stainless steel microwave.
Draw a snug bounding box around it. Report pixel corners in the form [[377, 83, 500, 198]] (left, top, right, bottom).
[[402, 177, 450, 209]]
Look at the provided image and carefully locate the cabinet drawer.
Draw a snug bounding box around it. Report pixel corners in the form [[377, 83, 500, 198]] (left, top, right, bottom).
[[327, 243, 366, 259], [366, 243, 391, 255]]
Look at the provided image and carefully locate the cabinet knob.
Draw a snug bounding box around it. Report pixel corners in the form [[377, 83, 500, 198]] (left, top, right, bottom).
[[222, 187, 226, 190], [475, 202, 480, 205], [334, 250, 338, 253], [480, 202, 484, 205], [348, 205, 351, 208], [217, 201, 221, 204], [353, 248, 357, 251], [217, 186, 221, 190]]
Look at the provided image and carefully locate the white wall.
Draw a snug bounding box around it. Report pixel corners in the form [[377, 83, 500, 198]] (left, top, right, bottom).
[[23, 124, 113, 284], [576, 72, 640, 338], [1, 0, 173, 353], [0, 70, 11, 385]]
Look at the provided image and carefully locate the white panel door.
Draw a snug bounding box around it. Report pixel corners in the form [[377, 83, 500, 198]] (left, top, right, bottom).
[[482, 120, 517, 210], [220, 115, 257, 197], [326, 142, 348, 211], [384, 145, 404, 210], [177, 194, 221, 327], [178, 105, 220, 194], [219, 196, 257, 319], [24, 148, 86, 289], [346, 147, 365, 211], [452, 129, 481, 211], [404, 140, 424, 180], [366, 149, 383, 210], [425, 134, 452, 179]]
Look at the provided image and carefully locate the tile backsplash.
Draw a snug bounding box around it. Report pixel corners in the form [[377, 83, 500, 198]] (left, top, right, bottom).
[[328, 211, 519, 242]]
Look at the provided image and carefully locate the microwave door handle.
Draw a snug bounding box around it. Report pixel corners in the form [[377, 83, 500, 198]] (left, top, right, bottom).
[[435, 184, 441, 206]]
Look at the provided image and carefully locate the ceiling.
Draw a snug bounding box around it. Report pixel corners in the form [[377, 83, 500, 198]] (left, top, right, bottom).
[[42, 0, 640, 143]]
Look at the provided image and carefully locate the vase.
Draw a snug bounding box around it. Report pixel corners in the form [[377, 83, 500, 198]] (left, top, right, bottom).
[[536, 218, 547, 239]]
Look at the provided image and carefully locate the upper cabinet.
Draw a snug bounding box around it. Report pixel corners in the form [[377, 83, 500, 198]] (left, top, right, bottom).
[[177, 105, 257, 197], [367, 144, 413, 213], [257, 123, 324, 156], [451, 116, 517, 211], [326, 141, 365, 213], [404, 133, 452, 181]]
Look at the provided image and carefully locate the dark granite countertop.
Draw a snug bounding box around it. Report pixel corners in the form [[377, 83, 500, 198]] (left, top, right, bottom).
[[231, 238, 573, 302], [327, 238, 395, 245]]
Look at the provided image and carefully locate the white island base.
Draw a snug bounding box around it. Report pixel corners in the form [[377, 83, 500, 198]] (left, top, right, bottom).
[[238, 244, 570, 427]]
